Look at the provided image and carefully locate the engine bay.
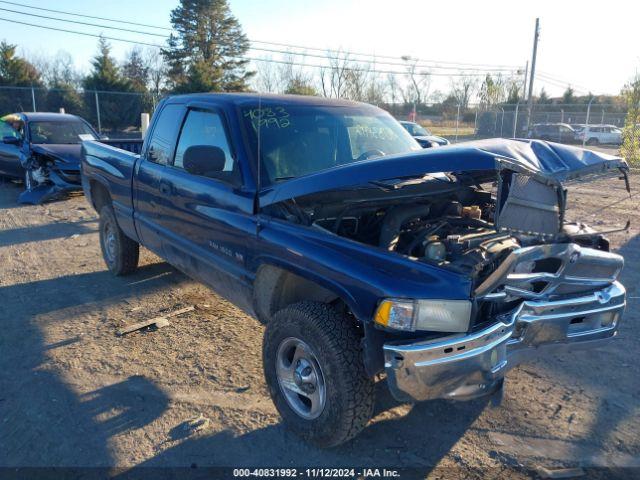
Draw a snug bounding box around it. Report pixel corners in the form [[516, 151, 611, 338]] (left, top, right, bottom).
[[270, 171, 613, 288]]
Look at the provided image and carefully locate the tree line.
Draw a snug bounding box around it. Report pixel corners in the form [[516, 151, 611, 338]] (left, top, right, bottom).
[[0, 0, 629, 133]]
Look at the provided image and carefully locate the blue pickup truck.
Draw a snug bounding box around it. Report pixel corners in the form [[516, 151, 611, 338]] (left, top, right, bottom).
[[81, 93, 628, 447]]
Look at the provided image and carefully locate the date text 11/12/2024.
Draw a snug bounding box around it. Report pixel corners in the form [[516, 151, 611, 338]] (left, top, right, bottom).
[[232, 468, 401, 478]]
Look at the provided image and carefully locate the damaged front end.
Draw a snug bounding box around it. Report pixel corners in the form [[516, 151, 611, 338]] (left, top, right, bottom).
[[19, 145, 83, 204], [261, 138, 630, 402]]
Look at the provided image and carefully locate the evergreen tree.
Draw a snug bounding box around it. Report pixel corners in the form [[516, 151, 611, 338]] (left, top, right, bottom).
[[538, 87, 551, 104], [83, 37, 132, 93], [284, 78, 317, 96], [0, 41, 41, 112], [83, 37, 136, 131], [0, 41, 41, 86], [562, 86, 575, 104], [162, 0, 253, 93], [122, 47, 149, 93]]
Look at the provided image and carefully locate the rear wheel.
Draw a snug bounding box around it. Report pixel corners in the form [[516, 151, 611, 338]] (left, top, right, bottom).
[[587, 137, 599, 146], [263, 302, 374, 448], [99, 205, 139, 275]]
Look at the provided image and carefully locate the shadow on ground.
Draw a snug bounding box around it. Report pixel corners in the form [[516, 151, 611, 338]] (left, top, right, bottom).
[[0, 263, 185, 467], [0, 218, 97, 247], [117, 383, 489, 478]]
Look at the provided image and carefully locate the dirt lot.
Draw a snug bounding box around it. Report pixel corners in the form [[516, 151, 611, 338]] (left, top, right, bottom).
[[0, 172, 638, 479]]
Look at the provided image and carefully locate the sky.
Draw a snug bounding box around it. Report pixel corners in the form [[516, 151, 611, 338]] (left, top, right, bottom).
[[3, 0, 639, 98]]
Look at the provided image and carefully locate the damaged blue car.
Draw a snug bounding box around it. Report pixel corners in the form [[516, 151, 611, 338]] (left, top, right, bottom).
[[0, 112, 100, 204]]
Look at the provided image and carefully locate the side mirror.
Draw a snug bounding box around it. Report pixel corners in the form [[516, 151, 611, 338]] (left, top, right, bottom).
[[183, 145, 226, 177], [3, 136, 20, 145]]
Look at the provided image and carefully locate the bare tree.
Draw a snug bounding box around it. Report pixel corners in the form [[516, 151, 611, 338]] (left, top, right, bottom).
[[400, 56, 430, 106], [450, 75, 477, 109], [27, 50, 79, 88], [320, 49, 352, 98], [144, 47, 168, 98], [364, 73, 386, 105], [386, 73, 400, 105], [254, 56, 280, 93]]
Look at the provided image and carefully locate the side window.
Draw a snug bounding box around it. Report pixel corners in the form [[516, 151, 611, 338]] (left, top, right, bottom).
[[147, 104, 184, 165], [0, 120, 20, 139], [173, 109, 236, 181]]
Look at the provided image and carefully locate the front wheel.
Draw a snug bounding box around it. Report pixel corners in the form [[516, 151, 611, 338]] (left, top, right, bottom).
[[263, 302, 374, 448], [587, 137, 599, 146], [24, 168, 34, 190], [99, 205, 139, 275]]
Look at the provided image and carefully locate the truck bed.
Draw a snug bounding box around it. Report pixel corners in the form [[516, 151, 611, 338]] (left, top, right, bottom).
[[81, 140, 140, 241]]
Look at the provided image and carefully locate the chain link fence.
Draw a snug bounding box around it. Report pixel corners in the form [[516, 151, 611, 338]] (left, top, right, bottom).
[[386, 102, 627, 141], [0, 86, 159, 137], [1, 86, 636, 165]]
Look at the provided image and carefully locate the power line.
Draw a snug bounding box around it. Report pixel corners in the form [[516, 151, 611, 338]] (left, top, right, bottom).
[[0, 16, 523, 79], [0, 0, 522, 72], [536, 75, 589, 94], [0, 0, 171, 31], [537, 72, 593, 93], [0, 6, 167, 38], [244, 55, 512, 77], [0, 16, 162, 47], [0, 6, 517, 73], [249, 39, 522, 70]]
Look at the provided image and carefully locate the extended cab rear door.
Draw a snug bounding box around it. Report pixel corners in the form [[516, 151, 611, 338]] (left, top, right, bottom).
[[134, 102, 186, 254]]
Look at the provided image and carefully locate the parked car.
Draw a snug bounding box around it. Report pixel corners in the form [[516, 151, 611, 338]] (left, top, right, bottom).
[[82, 93, 628, 448], [574, 124, 622, 145], [399, 120, 450, 147], [528, 123, 576, 143], [0, 112, 103, 203]]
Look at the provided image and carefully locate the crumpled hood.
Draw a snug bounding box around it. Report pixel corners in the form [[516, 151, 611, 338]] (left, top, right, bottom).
[[259, 138, 628, 207], [31, 144, 82, 168]]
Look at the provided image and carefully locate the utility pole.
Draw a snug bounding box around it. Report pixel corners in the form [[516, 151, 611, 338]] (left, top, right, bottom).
[[526, 18, 540, 131]]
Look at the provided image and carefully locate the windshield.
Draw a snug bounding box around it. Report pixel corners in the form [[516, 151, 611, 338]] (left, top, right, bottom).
[[241, 103, 421, 183], [29, 121, 97, 144], [403, 122, 431, 136]]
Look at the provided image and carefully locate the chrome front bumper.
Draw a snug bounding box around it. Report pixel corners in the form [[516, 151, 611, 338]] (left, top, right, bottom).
[[383, 281, 626, 402]]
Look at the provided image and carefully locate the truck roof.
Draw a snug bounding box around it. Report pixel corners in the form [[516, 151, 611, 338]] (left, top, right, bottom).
[[166, 92, 372, 109], [7, 112, 86, 122]]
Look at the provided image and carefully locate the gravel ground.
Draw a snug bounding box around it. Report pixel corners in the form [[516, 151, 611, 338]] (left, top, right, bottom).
[[0, 172, 638, 479]]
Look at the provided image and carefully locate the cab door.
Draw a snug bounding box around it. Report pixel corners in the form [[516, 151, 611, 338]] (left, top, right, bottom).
[[0, 120, 24, 177]]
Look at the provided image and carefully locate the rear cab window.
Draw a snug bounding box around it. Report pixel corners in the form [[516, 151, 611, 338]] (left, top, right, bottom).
[[147, 103, 184, 165]]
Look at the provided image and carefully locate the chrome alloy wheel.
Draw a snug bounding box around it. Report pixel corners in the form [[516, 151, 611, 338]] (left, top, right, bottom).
[[102, 221, 117, 265], [275, 337, 326, 420]]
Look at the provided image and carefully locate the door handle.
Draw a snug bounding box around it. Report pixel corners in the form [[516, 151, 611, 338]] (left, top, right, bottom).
[[159, 181, 172, 196]]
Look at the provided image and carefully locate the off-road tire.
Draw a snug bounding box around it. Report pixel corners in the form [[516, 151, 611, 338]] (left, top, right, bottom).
[[99, 205, 139, 276], [263, 301, 374, 448]]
